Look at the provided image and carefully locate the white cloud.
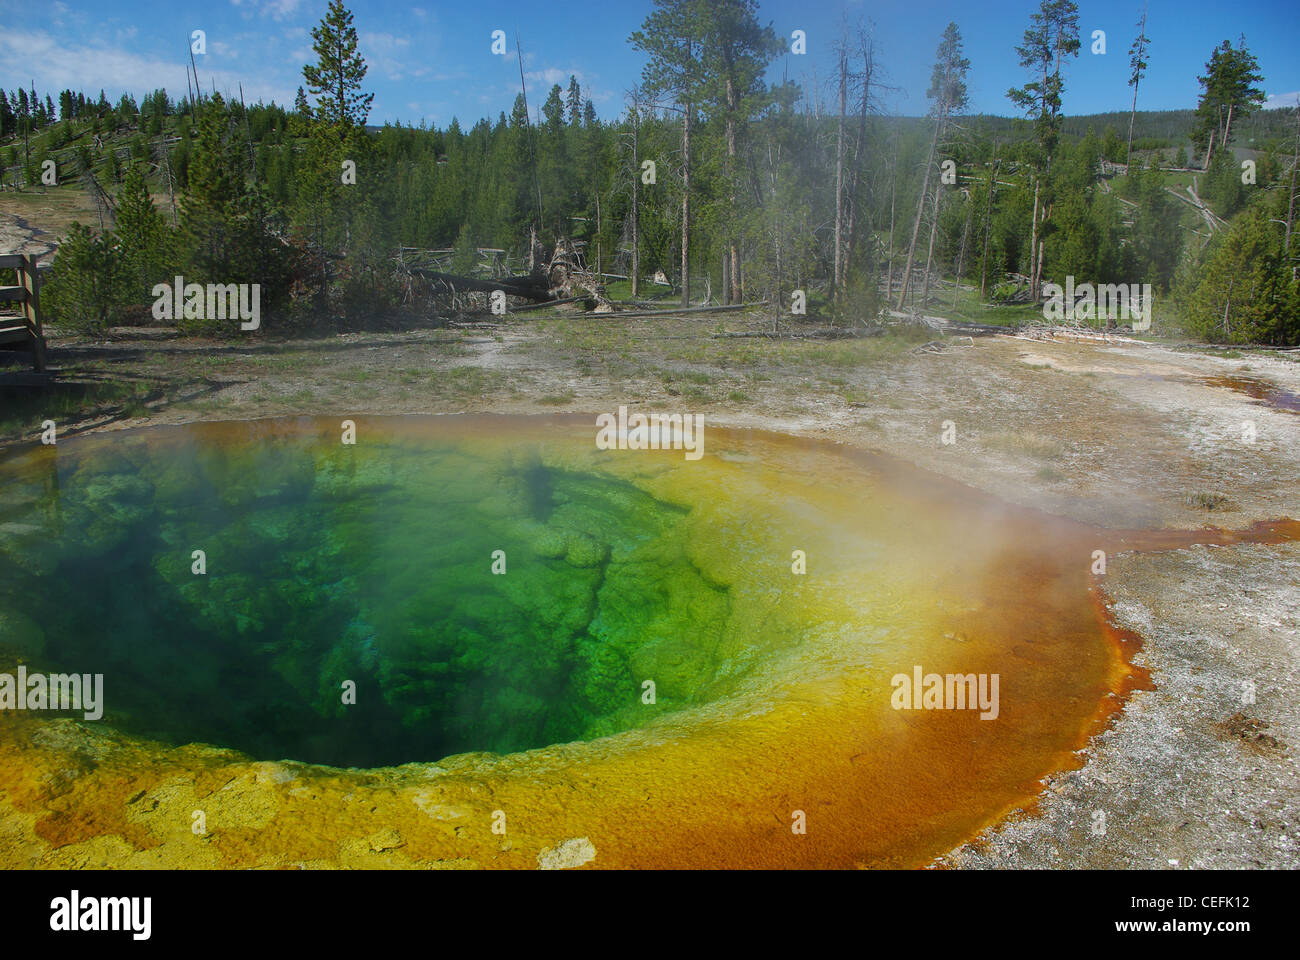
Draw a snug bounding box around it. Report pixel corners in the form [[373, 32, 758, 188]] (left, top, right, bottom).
[[0, 28, 293, 106], [230, 0, 303, 21], [362, 32, 411, 53], [1263, 91, 1299, 109], [525, 68, 580, 88], [264, 0, 302, 19], [360, 32, 415, 81]]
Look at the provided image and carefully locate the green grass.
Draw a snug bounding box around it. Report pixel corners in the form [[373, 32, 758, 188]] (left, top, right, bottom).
[[933, 284, 1043, 326], [433, 366, 504, 397], [0, 378, 161, 440]]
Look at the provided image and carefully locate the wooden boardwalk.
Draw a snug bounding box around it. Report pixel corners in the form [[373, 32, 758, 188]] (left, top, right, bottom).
[[0, 253, 48, 374]]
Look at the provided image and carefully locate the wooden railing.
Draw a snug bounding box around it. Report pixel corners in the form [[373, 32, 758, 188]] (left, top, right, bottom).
[[0, 253, 47, 372]]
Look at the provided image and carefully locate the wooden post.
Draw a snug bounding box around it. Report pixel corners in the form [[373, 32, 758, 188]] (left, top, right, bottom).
[[22, 256, 46, 371]]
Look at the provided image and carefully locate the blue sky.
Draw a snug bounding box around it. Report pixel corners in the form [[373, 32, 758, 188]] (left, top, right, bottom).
[[1, 0, 1296, 126]]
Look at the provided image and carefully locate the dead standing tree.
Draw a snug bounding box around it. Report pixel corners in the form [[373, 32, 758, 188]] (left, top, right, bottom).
[[842, 23, 888, 292], [826, 18, 892, 307], [625, 87, 643, 298], [896, 22, 969, 313], [920, 108, 970, 309]]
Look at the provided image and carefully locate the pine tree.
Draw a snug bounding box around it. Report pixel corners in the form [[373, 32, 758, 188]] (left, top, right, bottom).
[[566, 76, 583, 127], [630, 0, 709, 305], [42, 223, 123, 330], [1126, 3, 1150, 167], [1179, 194, 1298, 344], [1193, 37, 1265, 163], [1007, 0, 1080, 300], [116, 161, 169, 300], [182, 94, 246, 284], [509, 93, 529, 128], [695, 0, 781, 303], [302, 0, 374, 129], [543, 85, 565, 132]]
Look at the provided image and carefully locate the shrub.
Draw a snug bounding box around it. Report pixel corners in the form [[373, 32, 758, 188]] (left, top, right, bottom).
[[42, 223, 127, 331]]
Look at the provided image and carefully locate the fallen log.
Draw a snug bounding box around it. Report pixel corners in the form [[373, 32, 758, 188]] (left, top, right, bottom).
[[713, 326, 885, 340], [508, 296, 589, 313], [412, 269, 553, 302], [606, 301, 769, 320], [885, 310, 1013, 336]]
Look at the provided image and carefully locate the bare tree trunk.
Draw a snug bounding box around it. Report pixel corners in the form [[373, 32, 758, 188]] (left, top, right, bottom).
[[631, 93, 640, 298], [886, 138, 897, 300], [767, 139, 783, 303], [920, 175, 943, 309], [833, 43, 847, 293], [1028, 178, 1040, 302], [953, 198, 973, 310], [681, 102, 691, 307], [844, 27, 874, 288], [1286, 105, 1299, 264], [979, 149, 999, 301], [1223, 276, 1235, 338], [897, 115, 941, 310], [725, 76, 741, 306], [1126, 81, 1140, 169], [163, 145, 178, 228]]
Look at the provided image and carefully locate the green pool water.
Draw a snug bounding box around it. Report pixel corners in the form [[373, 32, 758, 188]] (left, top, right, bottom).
[[0, 419, 735, 767]]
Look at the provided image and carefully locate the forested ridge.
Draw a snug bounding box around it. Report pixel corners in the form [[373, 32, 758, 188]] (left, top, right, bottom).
[[1, 0, 1296, 343]]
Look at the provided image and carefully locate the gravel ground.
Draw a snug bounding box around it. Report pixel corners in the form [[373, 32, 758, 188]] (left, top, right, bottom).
[[941, 541, 1300, 869]]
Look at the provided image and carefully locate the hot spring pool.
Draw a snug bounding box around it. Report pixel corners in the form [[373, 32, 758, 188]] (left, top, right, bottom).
[[0, 415, 1143, 868]]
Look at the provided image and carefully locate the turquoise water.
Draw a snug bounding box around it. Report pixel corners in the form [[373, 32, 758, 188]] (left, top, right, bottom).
[[0, 421, 733, 767]]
